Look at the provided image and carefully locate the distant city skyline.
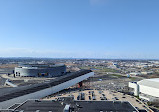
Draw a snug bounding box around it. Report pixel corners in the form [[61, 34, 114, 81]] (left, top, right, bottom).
[[0, 0, 159, 59]]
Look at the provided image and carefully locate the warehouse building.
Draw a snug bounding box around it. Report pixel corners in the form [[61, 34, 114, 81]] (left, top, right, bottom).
[[14, 64, 66, 77], [129, 78, 159, 101]]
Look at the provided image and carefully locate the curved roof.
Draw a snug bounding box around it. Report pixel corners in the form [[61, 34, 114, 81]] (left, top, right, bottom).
[[17, 64, 65, 69], [137, 78, 159, 89]]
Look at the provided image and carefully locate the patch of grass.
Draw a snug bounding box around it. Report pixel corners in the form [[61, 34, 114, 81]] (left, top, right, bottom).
[[101, 68, 118, 73], [80, 66, 91, 69], [80, 66, 119, 73], [108, 74, 124, 78], [129, 77, 138, 81]]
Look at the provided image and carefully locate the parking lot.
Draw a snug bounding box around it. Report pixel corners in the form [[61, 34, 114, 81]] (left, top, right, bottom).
[[43, 89, 150, 110]]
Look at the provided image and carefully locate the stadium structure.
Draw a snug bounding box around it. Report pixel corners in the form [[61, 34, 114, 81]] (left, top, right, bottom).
[[129, 78, 159, 101], [14, 64, 66, 77]]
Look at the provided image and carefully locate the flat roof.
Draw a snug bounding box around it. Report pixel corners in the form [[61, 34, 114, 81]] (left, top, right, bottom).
[[137, 78, 159, 89], [11, 98, 138, 112], [0, 70, 92, 102], [147, 78, 159, 83], [15, 100, 65, 112], [8, 103, 21, 109], [73, 101, 137, 112]]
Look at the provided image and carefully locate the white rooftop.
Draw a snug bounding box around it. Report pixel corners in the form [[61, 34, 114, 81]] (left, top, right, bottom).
[[147, 78, 159, 83], [137, 78, 159, 89]]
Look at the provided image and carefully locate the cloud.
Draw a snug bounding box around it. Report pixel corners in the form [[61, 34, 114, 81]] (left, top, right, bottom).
[[89, 0, 108, 6], [0, 48, 158, 59], [0, 48, 109, 58], [0, 48, 63, 58]]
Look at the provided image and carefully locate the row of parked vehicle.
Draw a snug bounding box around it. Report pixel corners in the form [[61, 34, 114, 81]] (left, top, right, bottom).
[[98, 90, 107, 100], [77, 92, 85, 100], [89, 91, 96, 100]]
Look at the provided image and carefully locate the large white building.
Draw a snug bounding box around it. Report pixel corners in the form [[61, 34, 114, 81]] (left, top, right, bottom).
[[129, 78, 159, 101]]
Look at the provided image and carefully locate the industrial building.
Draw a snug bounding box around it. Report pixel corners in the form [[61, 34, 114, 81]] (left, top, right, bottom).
[[129, 78, 159, 101], [0, 97, 138, 112], [0, 70, 94, 109], [14, 64, 66, 77]]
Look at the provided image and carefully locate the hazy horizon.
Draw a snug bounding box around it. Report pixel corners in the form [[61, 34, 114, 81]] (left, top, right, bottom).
[[0, 57, 159, 60]]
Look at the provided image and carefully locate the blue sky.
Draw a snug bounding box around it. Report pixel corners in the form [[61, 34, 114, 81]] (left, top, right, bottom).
[[0, 0, 159, 59]]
